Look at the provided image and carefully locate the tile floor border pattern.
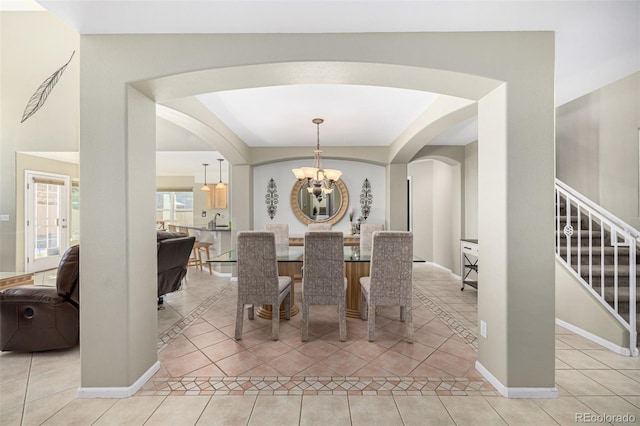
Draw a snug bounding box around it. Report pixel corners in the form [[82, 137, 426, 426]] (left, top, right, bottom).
[[157, 284, 233, 351], [138, 376, 497, 397], [412, 282, 479, 349], [142, 278, 496, 397]]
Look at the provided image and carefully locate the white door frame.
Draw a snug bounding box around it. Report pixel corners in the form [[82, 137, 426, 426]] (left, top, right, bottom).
[[24, 170, 70, 272]]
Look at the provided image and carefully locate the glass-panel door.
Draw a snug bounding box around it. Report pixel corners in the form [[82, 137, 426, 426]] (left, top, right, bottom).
[[25, 171, 69, 272]]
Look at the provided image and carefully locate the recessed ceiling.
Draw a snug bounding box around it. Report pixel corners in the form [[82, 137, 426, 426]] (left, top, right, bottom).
[[197, 85, 439, 147]]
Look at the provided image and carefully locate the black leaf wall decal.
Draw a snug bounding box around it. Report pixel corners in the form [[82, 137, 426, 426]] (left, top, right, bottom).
[[21, 51, 75, 123]]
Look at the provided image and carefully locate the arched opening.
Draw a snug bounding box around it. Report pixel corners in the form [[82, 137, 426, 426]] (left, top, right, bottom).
[[79, 32, 555, 397]]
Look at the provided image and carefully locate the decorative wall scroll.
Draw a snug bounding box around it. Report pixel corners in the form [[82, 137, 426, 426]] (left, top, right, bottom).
[[360, 178, 372, 220], [21, 51, 75, 123], [265, 178, 279, 220]]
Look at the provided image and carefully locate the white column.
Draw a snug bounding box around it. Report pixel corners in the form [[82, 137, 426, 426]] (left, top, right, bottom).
[[78, 86, 158, 396]]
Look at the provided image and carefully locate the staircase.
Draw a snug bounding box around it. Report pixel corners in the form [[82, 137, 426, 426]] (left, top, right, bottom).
[[556, 179, 639, 355]]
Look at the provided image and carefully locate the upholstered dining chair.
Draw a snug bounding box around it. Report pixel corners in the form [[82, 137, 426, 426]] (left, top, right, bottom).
[[301, 231, 347, 342], [266, 223, 289, 246], [308, 223, 332, 231], [359, 223, 384, 250], [235, 231, 292, 341], [360, 231, 414, 342]]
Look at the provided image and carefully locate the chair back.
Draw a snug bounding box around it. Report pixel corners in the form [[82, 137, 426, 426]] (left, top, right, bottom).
[[157, 235, 196, 297], [237, 231, 280, 300], [56, 245, 80, 305], [308, 223, 332, 231], [303, 232, 344, 301], [369, 231, 413, 305], [360, 223, 384, 250], [266, 223, 289, 246], [167, 224, 177, 232]]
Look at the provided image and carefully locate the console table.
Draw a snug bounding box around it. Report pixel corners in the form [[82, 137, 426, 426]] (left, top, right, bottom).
[[460, 239, 478, 291]]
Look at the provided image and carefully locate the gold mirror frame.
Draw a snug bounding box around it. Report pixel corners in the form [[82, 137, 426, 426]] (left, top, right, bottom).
[[290, 179, 349, 225]]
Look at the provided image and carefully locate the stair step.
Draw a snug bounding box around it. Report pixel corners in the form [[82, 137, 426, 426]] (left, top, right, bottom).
[[601, 286, 640, 304], [580, 264, 636, 277]]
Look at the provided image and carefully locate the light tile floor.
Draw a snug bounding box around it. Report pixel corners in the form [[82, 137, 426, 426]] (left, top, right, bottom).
[[1, 264, 639, 425]]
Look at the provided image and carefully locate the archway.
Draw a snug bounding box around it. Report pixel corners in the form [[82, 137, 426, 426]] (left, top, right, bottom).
[[79, 32, 555, 398]]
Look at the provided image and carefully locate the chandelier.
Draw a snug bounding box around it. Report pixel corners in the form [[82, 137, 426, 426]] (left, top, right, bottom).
[[292, 118, 342, 201]]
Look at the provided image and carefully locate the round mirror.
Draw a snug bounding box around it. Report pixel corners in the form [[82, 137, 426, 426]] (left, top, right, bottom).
[[290, 180, 349, 225]]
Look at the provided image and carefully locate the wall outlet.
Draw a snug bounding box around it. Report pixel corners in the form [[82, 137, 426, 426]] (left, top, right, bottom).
[[480, 320, 487, 338], [201, 210, 207, 217]]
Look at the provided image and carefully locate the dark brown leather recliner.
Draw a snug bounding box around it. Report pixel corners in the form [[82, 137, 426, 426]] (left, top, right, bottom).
[[0, 233, 195, 351], [156, 231, 196, 307], [0, 245, 79, 352]]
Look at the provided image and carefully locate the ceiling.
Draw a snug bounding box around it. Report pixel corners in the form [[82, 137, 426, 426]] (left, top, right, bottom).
[[8, 1, 638, 177]]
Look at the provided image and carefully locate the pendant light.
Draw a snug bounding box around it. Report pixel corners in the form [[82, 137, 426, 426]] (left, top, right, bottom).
[[200, 163, 211, 191]]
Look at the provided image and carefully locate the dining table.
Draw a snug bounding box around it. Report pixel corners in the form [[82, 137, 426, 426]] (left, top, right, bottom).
[[209, 245, 425, 319]]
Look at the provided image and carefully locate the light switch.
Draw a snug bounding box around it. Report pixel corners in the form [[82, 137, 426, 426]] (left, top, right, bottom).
[[0, 214, 9, 222]]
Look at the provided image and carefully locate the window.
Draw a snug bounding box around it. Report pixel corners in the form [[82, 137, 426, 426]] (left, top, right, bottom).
[[156, 191, 193, 225], [70, 182, 80, 243]]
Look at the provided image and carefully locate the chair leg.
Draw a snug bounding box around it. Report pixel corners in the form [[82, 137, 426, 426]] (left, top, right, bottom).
[[360, 292, 368, 320], [235, 302, 244, 340], [405, 305, 414, 343], [197, 248, 203, 271], [204, 246, 212, 275], [367, 302, 376, 342], [302, 301, 309, 342], [271, 298, 280, 340], [338, 301, 347, 342], [284, 291, 291, 320]]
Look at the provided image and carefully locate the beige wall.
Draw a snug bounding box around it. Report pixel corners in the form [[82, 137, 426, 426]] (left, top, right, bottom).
[[0, 12, 79, 271], [556, 260, 629, 348], [557, 72, 640, 228], [464, 141, 479, 239]]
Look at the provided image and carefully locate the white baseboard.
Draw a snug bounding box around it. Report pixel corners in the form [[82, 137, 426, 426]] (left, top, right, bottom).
[[424, 261, 459, 280], [555, 318, 637, 357], [77, 361, 160, 399], [475, 361, 558, 399]]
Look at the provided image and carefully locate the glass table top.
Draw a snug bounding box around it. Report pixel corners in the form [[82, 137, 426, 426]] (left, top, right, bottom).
[[209, 246, 425, 263]]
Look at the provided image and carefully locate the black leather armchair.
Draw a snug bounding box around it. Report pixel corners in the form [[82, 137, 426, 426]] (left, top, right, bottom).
[[156, 231, 195, 307], [0, 245, 79, 352]]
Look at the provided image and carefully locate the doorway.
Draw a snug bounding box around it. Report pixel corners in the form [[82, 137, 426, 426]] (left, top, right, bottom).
[[25, 171, 70, 272]]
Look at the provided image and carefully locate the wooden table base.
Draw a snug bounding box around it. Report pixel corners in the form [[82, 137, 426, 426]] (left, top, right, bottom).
[[256, 261, 371, 320], [345, 261, 369, 318], [256, 262, 302, 319]]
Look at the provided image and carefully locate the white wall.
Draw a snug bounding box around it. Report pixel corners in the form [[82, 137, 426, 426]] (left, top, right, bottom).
[[253, 159, 385, 234], [408, 159, 462, 274]]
